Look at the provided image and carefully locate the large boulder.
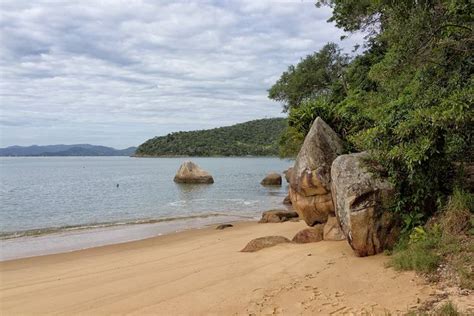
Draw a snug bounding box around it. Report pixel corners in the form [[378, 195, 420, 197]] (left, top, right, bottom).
[[241, 236, 291, 252], [260, 172, 282, 186], [289, 117, 344, 226], [292, 224, 324, 243], [259, 209, 298, 223], [323, 216, 345, 241], [331, 152, 400, 256], [173, 161, 214, 184]]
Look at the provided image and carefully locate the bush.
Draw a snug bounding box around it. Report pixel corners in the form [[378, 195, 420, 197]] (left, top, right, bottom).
[[390, 227, 442, 273], [434, 302, 461, 316]]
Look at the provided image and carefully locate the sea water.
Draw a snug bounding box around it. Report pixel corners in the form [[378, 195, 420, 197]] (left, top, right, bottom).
[[0, 157, 292, 260]]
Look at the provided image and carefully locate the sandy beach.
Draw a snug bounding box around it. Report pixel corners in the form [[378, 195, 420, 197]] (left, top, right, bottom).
[[1, 220, 438, 315]]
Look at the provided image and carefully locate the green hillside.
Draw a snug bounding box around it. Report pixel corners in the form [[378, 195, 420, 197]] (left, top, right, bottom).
[[135, 118, 286, 157]]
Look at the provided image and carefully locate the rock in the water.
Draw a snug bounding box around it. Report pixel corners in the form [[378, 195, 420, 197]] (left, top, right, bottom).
[[323, 216, 345, 241], [283, 167, 293, 183], [241, 236, 291, 252], [289, 117, 344, 226], [216, 224, 233, 230], [260, 172, 282, 186], [292, 224, 324, 243], [173, 161, 214, 184], [259, 209, 298, 223], [331, 152, 400, 256], [283, 194, 292, 205]]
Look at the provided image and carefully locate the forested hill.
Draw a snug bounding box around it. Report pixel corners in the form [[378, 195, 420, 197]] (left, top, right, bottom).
[[135, 118, 286, 157], [0, 144, 136, 156]]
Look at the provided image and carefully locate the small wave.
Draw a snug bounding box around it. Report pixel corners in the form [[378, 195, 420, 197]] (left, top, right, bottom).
[[167, 198, 260, 207], [0, 212, 252, 240]]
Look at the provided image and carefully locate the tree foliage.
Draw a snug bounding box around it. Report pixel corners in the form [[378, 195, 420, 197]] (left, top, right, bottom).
[[268, 43, 349, 112], [273, 0, 473, 219], [135, 118, 286, 157]]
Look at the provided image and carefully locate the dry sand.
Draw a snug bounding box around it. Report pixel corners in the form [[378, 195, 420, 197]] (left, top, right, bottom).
[[1, 220, 438, 315]]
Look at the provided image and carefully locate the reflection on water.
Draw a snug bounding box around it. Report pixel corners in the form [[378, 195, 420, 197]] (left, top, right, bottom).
[[175, 182, 211, 195]]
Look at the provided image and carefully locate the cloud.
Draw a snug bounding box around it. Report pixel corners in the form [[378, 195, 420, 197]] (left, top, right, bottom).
[[0, 0, 362, 148]]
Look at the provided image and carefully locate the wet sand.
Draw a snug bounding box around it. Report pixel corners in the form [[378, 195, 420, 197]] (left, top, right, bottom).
[[0, 220, 436, 315]]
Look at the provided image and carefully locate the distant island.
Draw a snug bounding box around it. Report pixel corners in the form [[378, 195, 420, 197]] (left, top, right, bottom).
[[135, 118, 286, 157], [0, 144, 137, 157]]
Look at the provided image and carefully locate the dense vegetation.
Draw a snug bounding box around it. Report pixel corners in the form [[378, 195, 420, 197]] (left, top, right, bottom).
[[135, 118, 286, 157], [270, 0, 473, 288]]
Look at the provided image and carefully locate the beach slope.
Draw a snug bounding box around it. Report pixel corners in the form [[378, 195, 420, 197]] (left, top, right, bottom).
[[1, 221, 435, 315]]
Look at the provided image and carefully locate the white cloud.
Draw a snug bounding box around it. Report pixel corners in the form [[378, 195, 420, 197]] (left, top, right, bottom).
[[0, 0, 361, 148]]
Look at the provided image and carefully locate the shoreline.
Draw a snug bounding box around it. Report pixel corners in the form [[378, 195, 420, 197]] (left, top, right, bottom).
[[0, 219, 438, 315], [0, 214, 257, 261]]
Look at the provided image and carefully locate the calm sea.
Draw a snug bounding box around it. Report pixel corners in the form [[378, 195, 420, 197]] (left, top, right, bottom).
[[0, 157, 292, 260]]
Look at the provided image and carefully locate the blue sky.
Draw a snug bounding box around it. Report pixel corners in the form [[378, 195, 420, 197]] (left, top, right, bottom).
[[0, 0, 362, 148]]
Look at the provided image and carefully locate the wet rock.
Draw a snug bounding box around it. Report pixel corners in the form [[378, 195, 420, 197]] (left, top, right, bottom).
[[173, 161, 214, 184], [260, 172, 282, 186], [216, 224, 233, 230], [241, 236, 291, 252]]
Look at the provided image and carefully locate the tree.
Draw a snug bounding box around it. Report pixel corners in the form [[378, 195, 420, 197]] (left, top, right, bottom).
[[268, 43, 349, 112]]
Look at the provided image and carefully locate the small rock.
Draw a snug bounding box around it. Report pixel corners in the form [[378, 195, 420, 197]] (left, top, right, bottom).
[[283, 194, 292, 205], [259, 209, 298, 223], [260, 172, 282, 186], [241, 236, 291, 252], [292, 225, 324, 243], [216, 224, 233, 230]]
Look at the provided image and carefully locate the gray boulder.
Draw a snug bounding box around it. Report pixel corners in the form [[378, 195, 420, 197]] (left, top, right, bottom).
[[331, 152, 400, 256], [173, 161, 214, 184], [289, 117, 344, 226]]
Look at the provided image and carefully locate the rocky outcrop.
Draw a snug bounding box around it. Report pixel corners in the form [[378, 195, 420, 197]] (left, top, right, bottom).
[[323, 216, 345, 241], [260, 172, 282, 186], [283, 195, 292, 205], [292, 225, 324, 243], [331, 152, 400, 256], [241, 236, 291, 252], [259, 209, 298, 223], [173, 161, 214, 184], [289, 117, 344, 226]]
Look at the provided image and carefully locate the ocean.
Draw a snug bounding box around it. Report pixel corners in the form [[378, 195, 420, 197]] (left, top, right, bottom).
[[0, 156, 292, 260]]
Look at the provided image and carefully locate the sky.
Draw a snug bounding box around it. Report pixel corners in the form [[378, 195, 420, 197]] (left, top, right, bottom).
[[0, 0, 362, 149]]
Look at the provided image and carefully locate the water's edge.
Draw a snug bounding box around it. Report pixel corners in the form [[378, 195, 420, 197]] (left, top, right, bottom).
[[0, 213, 258, 261]]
